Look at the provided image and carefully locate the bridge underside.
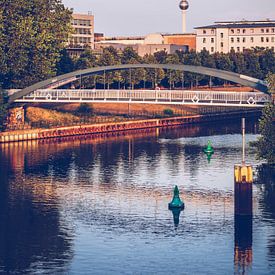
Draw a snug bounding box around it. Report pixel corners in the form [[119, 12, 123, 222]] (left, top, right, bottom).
[[14, 89, 270, 108]]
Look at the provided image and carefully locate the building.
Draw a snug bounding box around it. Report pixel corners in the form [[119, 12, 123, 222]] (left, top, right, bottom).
[[95, 33, 193, 56], [195, 20, 275, 53], [163, 33, 196, 51], [67, 13, 95, 57]]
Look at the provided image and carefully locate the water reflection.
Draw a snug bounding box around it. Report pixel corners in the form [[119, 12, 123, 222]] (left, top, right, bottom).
[[0, 156, 73, 274], [234, 216, 253, 274], [0, 119, 274, 274], [255, 165, 275, 269]]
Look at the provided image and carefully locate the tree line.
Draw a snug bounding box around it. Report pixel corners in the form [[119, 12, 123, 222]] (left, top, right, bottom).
[[57, 46, 275, 90]]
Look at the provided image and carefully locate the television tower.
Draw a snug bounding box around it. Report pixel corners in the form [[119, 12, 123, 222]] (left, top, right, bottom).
[[179, 0, 189, 33]]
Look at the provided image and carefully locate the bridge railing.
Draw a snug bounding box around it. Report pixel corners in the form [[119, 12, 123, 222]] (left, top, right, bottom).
[[18, 89, 271, 107]]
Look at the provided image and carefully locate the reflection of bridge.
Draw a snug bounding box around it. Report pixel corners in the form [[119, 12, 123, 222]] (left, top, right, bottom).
[[9, 64, 271, 107], [15, 89, 270, 107]]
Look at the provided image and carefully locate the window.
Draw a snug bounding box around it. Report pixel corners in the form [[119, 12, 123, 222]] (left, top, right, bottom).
[[266, 29, 269, 33], [231, 29, 234, 34], [211, 29, 215, 34], [211, 47, 214, 52], [243, 47, 246, 51], [261, 37, 264, 42], [231, 37, 234, 43], [261, 29, 264, 33], [237, 29, 240, 34], [242, 29, 246, 34], [250, 29, 254, 33], [237, 47, 240, 52], [221, 33, 224, 38], [266, 37, 269, 42], [243, 37, 246, 43], [250, 37, 254, 42], [271, 46, 274, 51], [203, 38, 206, 43], [272, 28, 275, 33], [203, 30, 206, 34], [271, 37, 274, 43], [203, 47, 206, 50], [231, 47, 234, 51], [237, 37, 240, 43], [211, 38, 214, 43], [221, 42, 224, 48]]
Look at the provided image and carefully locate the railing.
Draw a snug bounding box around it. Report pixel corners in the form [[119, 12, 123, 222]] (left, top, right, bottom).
[[15, 89, 271, 107]]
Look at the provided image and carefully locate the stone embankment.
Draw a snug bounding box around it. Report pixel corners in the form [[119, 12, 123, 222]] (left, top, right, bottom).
[[0, 111, 260, 144]]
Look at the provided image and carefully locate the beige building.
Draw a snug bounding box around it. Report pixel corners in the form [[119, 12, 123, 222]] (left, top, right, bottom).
[[195, 20, 275, 53], [95, 33, 191, 56], [68, 13, 95, 57]]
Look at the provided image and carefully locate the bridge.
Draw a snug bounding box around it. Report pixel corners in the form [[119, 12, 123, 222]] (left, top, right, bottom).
[[9, 64, 271, 107]]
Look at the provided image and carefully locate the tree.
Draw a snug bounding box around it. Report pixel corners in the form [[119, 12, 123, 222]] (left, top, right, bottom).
[[183, 50, 202, 88], [143, 54, 165, 88], [254, 74, 275, 165], [0, 89, 8, 132], [0, 0, 72, 89], [56, 48, 74, 75]]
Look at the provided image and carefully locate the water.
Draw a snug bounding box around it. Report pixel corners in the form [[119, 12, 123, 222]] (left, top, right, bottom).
[[0, 120, 274, 274]]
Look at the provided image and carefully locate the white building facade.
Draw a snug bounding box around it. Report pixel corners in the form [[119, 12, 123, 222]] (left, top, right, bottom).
[[67, 13, 95, 57], [195, 20, 275, 53]]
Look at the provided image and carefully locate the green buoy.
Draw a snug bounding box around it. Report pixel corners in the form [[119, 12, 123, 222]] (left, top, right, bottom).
[[168, 186, 185, 210], [203, 140, 214, 154]]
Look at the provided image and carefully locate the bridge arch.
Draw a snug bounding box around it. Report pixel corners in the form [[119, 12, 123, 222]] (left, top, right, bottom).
[[9, 64, 269, 103]]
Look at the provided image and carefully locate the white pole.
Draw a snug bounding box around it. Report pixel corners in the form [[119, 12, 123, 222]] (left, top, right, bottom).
[[182, 10, 186, 33], [242, 118, 245, 166]]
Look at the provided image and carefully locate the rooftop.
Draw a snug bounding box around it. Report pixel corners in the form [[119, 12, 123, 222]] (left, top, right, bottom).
[[195, 19, 275, 29]]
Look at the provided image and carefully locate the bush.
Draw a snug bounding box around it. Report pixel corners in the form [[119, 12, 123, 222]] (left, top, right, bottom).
[[75, 103, 94, 117], [163, 109, 174, 116]]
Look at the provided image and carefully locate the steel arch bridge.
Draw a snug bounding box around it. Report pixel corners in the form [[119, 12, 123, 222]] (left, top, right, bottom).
[[9, 64, 271, 107]]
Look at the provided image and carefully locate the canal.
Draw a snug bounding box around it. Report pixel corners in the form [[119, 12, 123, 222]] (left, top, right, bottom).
[[0, 119, 274, 274]]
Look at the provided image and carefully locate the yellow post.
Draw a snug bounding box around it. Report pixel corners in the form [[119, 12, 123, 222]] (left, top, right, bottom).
[[234, 165, 253, 216]]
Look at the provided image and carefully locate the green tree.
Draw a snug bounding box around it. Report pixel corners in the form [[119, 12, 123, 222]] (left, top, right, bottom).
[[183, 50, 202, 88], [165, 54, 182, 89], [143, 54, 165, 88], [254, 74, 275, 165], [97, 47, 121, 89], [56, 48, 74, 75], [0, 0, 72, 89], [0, 89, 8, 132], [258, 49, 275, 78], [243, 49, 262, 79]]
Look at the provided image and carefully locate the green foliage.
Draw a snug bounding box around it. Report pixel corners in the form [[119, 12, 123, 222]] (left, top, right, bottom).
[[0, 0, 72, 89], [254, 75, 275, 165], [254, 103, 275, 164], [75, 103, 94, 117], [0, 89, 8, 131], [163, 109, 174, 116]]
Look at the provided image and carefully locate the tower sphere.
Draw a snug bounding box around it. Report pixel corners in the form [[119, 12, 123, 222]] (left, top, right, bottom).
[[179, 0, 189, 10]]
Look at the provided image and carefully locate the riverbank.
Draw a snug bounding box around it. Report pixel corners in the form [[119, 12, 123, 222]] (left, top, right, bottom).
[[0, 110, 261, 144]]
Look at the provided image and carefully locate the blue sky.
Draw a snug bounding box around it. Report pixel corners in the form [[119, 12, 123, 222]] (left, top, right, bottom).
[[63, 0, 275, 36]]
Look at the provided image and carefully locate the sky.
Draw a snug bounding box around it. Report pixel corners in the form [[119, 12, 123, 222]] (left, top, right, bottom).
[[63, 0, 275, 36]]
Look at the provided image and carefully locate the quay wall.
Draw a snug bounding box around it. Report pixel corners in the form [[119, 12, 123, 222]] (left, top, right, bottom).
[[0, 111, 260, 144]]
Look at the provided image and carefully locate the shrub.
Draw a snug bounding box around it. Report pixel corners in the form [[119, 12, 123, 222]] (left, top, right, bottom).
[[163, 109, 174, 116]]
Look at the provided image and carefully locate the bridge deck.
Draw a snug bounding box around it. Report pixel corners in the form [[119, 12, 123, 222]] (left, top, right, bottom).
[[15, 89, 271, 107]]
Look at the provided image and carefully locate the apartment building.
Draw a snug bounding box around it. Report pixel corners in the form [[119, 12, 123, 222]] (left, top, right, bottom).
[[195, 20, 275, 53], [67, 13, 95, 57]]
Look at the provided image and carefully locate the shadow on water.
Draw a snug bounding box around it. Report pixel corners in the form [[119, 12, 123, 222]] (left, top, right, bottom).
[[0, 156, 73, 274]]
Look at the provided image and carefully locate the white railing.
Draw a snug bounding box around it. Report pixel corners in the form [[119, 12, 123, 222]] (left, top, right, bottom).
[[16, 89, 271, 107]]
